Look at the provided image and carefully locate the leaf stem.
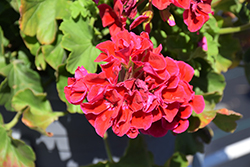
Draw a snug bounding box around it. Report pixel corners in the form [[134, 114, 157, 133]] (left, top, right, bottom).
[[103, 132, 114, 163], [219, 22, 250, 35], [4, 112, 22, 130]]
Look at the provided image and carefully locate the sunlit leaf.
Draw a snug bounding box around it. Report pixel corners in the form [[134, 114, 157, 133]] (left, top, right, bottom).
[[213, 108, 242, 133], [42, 33, 66, 70], [0, 121, 35, 167], [8, 60, 43, 95], [12, 88, 63, 136], [164, 152, 188, 167], [19, 0, 71, 44], [70, 0, 98, 19], [60, 16, 101, 74]]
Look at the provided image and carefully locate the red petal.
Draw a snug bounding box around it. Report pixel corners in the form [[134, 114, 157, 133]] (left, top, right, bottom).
[[173, 0, 190, 9], [96, 40, 115, 57], [126, 127, 139, 138], [114, 0, 123, 17], [179, 105, 192, 119], [75, 66, 88, 80], [177, 61, 194, 82], [98, 4, 116, 27], [94, 108, 114, 137], [126, 90, 144, 111], [80, 99, 110, 115], [87, 84, 105, 102], [131, 111, 153, 130], [172, 119, 189, 133], [152, 0, 171, 10], [141, 119, 168, 137], [190, 95, 205, 114], [166, 57, 179, 76], [129, 15, 149, 30], [162, 85, 185, 103], [161, 102, 180, 122]]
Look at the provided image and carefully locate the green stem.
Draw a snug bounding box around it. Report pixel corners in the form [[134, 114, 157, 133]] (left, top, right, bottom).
[[5, 112, 22, 130], [103, 132, 114, 163], [219, 22, 250, 35]]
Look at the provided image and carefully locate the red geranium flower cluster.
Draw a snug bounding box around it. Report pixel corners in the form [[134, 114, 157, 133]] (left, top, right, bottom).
[[65, 30, 205, 138], [153, 0, 212, 32]]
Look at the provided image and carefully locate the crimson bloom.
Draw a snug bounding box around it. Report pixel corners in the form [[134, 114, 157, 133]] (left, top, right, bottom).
[[98, 0, 126, 36], [65, 30, 205, 138], [183, 0, 212, 32]]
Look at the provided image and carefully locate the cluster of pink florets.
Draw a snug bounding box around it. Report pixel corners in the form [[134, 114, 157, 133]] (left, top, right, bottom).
[[65, 30, 205, 138]]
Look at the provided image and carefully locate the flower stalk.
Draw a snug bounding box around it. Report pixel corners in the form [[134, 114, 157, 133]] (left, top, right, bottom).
[[219, 22, 250, 35], [103, 132, 114, 163]]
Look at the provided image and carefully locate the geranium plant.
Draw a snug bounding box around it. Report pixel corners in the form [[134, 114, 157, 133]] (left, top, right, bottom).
[[0, 0, 248, 166]]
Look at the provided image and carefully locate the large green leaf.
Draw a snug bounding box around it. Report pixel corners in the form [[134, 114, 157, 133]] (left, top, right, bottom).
[[60, 16, 101, 74], [19, 0, 71, 44], [0, 117, 35, 167], [164, 152, 188, 167], [56, 64, 82, 113], [70, 0, 98, 19], [213, 108, 242, 133], [8, 60, 43, 95], [12, 88, 63, 136], [42, 33, 66, 70]]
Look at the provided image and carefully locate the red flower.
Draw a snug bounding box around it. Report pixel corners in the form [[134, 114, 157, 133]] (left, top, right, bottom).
[[152, 0, 191, 10], [65, 30, 205, 138], [98, 0, 126, 36], [122, 0, 138, 19], [183, 0, 212, 32]]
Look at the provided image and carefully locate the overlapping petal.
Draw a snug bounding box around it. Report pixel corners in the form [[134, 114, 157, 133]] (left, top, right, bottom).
[[65, 30, 205, 138]]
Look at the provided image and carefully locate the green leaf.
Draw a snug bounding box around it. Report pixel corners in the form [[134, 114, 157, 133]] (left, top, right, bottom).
[[175, 131, 204, 155], [8, 60, 43, 95], [114, 135, 153, 167], [12, 88, 62, 136], [19, 0, 71, 44], [191, 65, 226, 95], [213, 108, 242, 133], [56, 64, 82, 114], [20, 32, 41, 56], [60, 16, 101, 74], [70, 0, 98, 19], [81, 161, 108, 167], [7, 0, 21, 13], [0, 126, 36, 167], [0, 113, 3, 124], [35, 52, 47, 71], [212, 0, 241, 13], [0, 78, 13, 111], [164, 152, 188, 167], [188, 92, 220, 132], [42, 33, 66, 70]]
